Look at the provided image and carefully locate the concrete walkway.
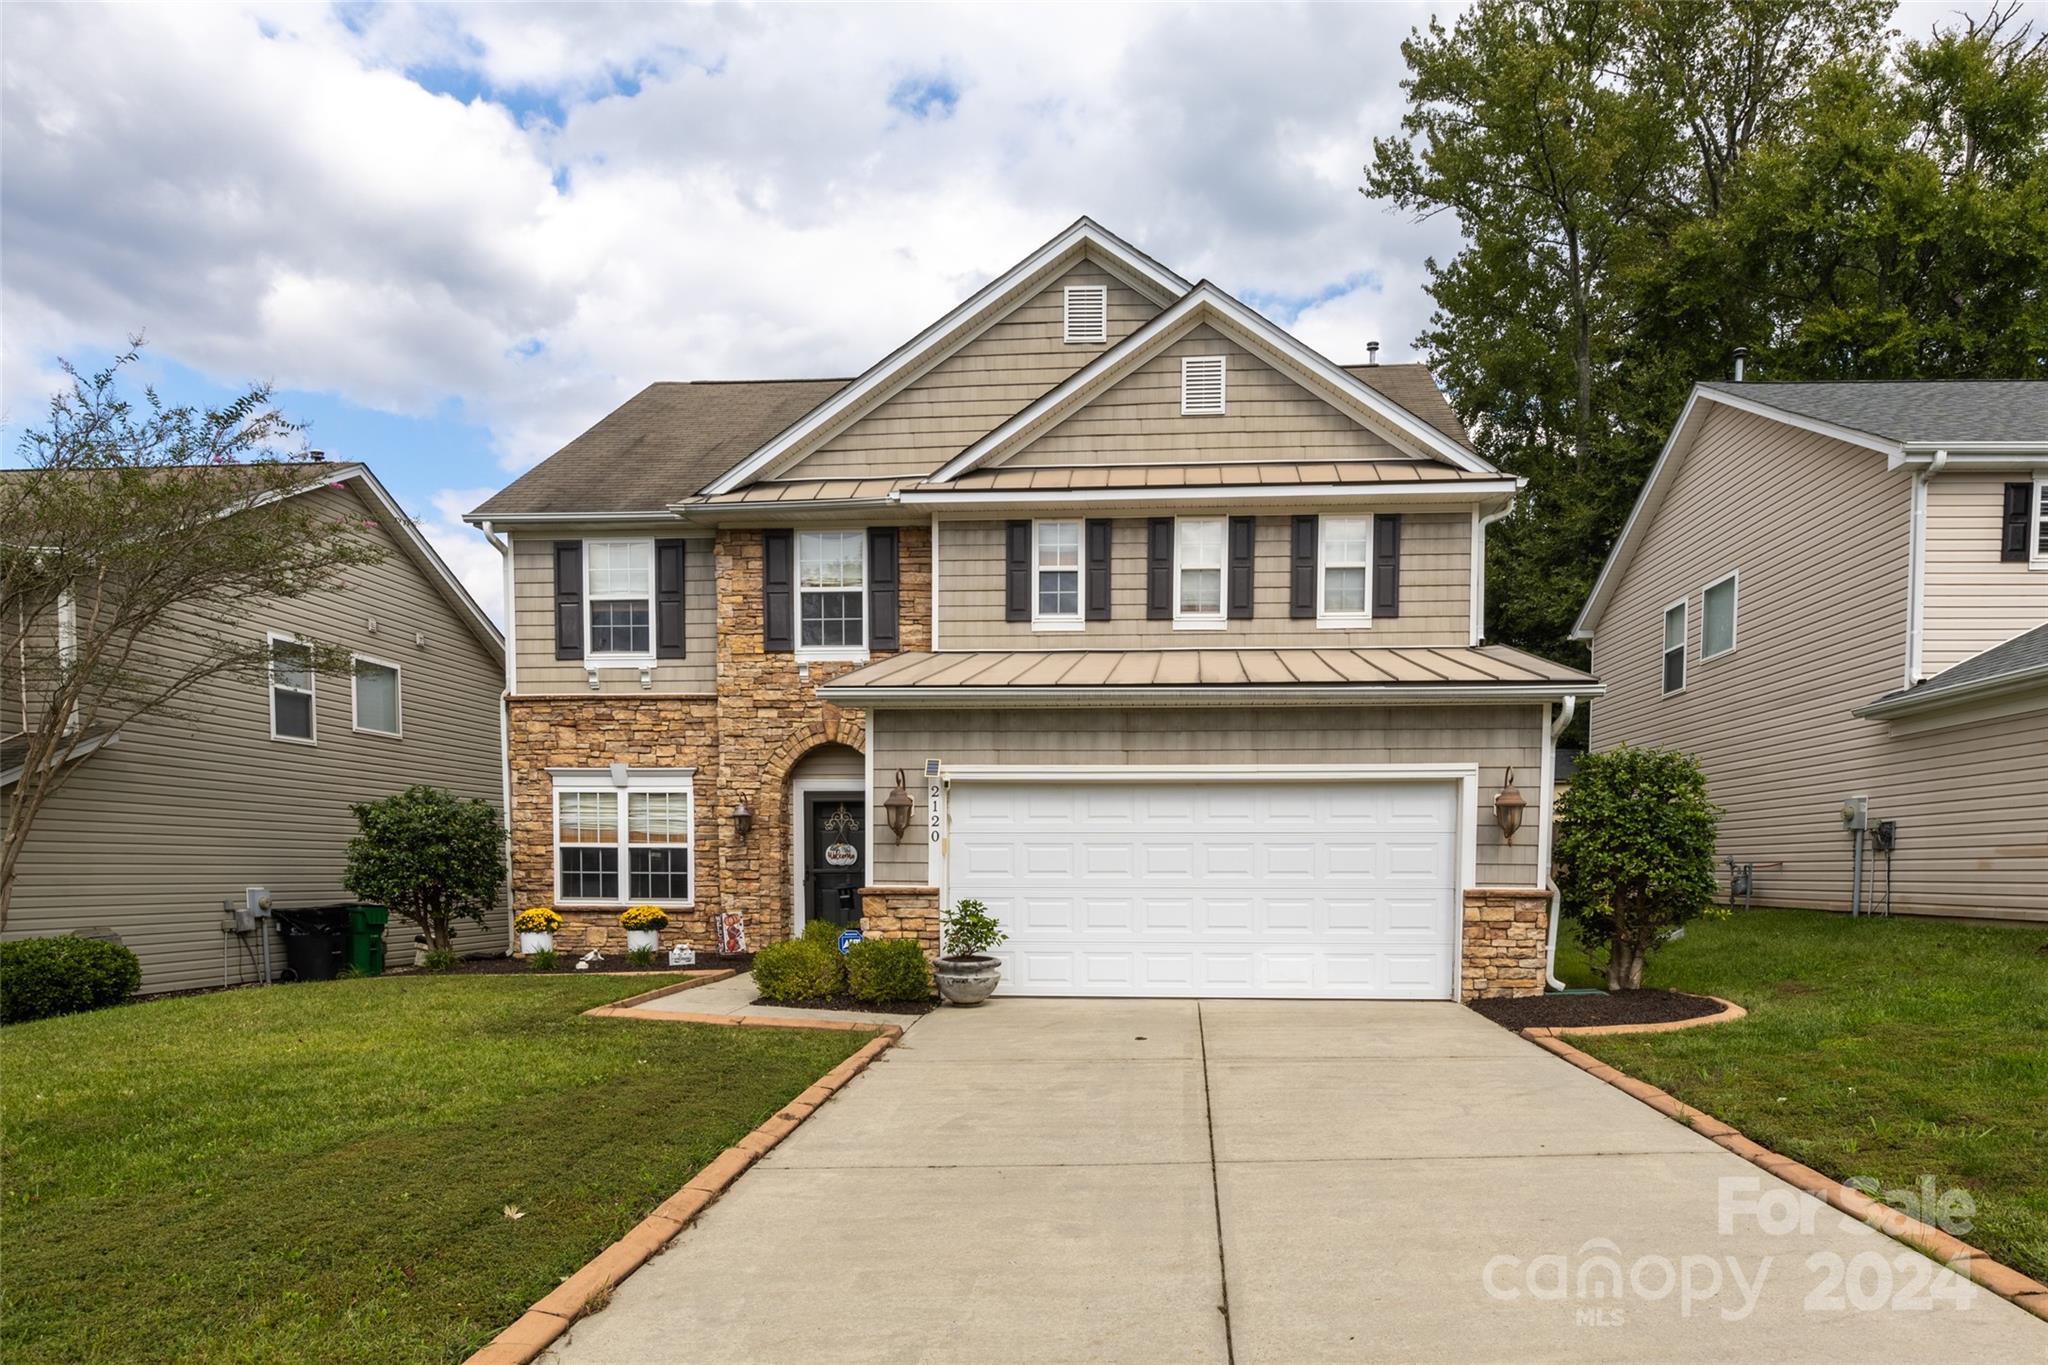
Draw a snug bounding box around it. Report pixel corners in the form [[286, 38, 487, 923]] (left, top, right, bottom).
[[627, 971, 926, 1030], [553, 999, 2044, 1363]]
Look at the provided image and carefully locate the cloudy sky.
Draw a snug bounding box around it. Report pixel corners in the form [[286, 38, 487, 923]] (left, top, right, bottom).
[[0, 1, 1965, 621]]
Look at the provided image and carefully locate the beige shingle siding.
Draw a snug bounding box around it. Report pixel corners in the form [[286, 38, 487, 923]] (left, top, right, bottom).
[[4, 485, 510, 992], [1588, 404, 2046, 921], [1921, 470, 2048, 674], [776, 262, 1162, 482], [510, 529, 716, 695], [935, 512, 1470, 650], [865, 704, 1544, 887], [999, 324, 1415, 467]]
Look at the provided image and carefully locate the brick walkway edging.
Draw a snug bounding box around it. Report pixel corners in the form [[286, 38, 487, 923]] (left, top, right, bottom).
[[1519, 994, 1747, 1038], [1523, 1030, 2048, 1324], [466, 972, 905, 1363]]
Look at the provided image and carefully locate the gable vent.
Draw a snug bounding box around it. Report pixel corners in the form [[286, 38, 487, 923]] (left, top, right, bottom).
[[1181, 355, 1226, 415], [1063, 285, 1108, 344]]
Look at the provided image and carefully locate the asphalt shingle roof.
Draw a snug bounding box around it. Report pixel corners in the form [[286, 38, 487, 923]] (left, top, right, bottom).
[[1698, 380, 2048, 446], [1867, 621, 2048, 714]]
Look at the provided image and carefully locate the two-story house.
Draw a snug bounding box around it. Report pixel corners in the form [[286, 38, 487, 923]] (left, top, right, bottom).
[[467, 219, 1601, 1000], [4, 463, 510, 992], [1575, 380, 2048, 922]]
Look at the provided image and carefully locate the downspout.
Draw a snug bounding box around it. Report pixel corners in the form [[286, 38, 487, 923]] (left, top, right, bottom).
[[1472, 503, 1514, 644], [1542, 695, 1578, 991], [1905, 450, 1946, 687], [481, 520, 517, 956]]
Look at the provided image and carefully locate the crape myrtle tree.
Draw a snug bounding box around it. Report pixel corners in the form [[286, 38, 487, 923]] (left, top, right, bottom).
[[0, 344, 382, 925]]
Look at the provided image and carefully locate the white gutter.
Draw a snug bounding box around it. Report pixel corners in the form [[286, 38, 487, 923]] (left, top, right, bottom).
[[1541, 694, 1578, 991], [462, 510, 678, 526], [895, 479, 1522, 509], [821, 682, 1604, 707], [479, 520, 518, 956], [1472, 502, 1514, 644]]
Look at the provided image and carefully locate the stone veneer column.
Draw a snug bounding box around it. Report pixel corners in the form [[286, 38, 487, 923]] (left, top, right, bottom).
[[857, 886, 942, 959], [1459, 889, 1550, 1000]]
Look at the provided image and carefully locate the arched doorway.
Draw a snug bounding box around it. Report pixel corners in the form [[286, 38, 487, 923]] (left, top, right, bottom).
[[788, 743, 866, 933]]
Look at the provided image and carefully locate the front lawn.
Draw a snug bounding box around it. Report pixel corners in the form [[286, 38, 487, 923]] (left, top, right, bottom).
[[0, 974, 869, 1362], [1555, 908, 2048, 1282]]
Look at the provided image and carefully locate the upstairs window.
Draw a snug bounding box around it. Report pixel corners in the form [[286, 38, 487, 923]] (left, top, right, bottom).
[[1181, 356, 1226, 415], [797, 530, 866, 652], [1701, 573, 1738, 659], [352, 657, 401, 736], [1063, 285, 1107, 344], [1175, 517, 1226, 624], [1662, 601, 1686, 695], [269, 634, 315, 742], [1318, 516, 1373, 624], [1034, 520, 1082, 624], [586, 541, 653, 657], [2036, 476, 2047, 565]]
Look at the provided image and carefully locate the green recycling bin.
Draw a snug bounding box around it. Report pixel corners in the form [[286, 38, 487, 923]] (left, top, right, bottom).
[[344, 904, 389, 977]]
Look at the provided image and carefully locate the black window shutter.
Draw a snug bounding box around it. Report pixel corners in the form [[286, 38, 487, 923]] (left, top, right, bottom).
[[868, 527, 900, 651], [1085, 519, 1113, 622], [2002, 482, 2033, 562], [1289, 515, 1318, 619], [552, 540, 583, 659], [1227, 516, 1255, 619], [1146, 518, 1174, 619], [1373, 514, 1403, 618], [654, 538, 686, 659], [762, 529, 794, 652], [1003, 520, 1032, 622]]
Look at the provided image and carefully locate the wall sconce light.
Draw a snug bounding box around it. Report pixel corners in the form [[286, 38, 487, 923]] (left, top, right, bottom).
[[884, 768, 914, 842], [732, 798, 754, 839], [1493, 767, 1527, 844]]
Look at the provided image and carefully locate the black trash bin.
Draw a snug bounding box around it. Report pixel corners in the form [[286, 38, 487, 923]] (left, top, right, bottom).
[[272, 907, 349, 982]]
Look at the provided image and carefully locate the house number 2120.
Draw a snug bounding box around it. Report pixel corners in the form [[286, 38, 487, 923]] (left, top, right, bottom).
[[928, 782, 943, 844]]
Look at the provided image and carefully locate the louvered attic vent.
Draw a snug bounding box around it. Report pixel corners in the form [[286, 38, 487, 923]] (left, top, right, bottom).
[[1064, 285, 1108, 344], [1181, 355, 1226, 415]]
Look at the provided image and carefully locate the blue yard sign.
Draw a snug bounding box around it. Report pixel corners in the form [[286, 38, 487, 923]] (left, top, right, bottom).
[[836, 929, 864, 955]]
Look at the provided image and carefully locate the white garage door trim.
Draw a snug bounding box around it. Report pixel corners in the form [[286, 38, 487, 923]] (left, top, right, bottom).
[[935, 764, 1477, 999]]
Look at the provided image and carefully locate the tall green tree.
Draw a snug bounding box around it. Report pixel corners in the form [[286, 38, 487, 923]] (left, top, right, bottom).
[[1365, 0, 2046, 664]]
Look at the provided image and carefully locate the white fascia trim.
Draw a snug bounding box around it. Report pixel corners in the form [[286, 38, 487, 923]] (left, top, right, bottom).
[[1852, 665, 2048, 720], [703, 220, 1189, 496], [897, 479, 1521, 510], [930, 283, 1496, 483], [1894, 445, 2048, 470], [822, 682, 1604, 707], [462, 509, 678, 525], [0, 730, 120, 790]]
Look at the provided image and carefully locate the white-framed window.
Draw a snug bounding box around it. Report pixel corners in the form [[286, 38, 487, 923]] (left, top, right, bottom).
[[1318, 515, 1374, 627], [1181, 356, 1226, 415], [1174, 517, 1227, 627], [586, 540, 653, 659], [796, 529, 867, 658], [1700, 572, 1738, 660], [1063, 284, 1107, 344], [2033, 474, 2047, 568], [1033, 520, 1083, 627], [1662, 600, 1686, 695], [268, 632, 315, 743], [552, 770, 695, 906], [351, 655, 402, 737]]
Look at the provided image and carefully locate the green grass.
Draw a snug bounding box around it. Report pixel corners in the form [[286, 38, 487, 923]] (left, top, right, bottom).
[[1555, 908, 2048, 1281], [0, 974, 869, 1363]]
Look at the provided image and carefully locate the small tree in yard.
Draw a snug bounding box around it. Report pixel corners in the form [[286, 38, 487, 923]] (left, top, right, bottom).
[[344, 786, 506, 955], [1553, 746, 1721, 991]]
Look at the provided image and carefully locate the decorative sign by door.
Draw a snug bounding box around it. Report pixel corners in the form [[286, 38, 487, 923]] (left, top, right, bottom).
[[824, 842, 859, 868], [822, 803, 862, 838]]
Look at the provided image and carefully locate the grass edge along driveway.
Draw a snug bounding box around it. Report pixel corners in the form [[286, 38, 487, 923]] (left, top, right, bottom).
[[1554, 909, 2048, 1284], [1, 973, 869, 1363]]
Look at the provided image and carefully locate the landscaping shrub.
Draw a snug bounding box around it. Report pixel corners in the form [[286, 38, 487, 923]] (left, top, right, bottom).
[[845, 938, 931, 1003], [421, 948, 456, 973], [940, 897, 1006, 959], [1554, 745, 1722, 990], [1, 936, 143, 1024], [801, 919, 844, 950], [343, 785, 505, 953], [627, 947, 655, 967], [526, 949, 559, 972], [752, 939, 844, 1001]]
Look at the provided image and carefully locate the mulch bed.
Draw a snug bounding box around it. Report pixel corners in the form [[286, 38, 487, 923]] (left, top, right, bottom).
[[1469, 988, 1725, 1031], [750, 994, 936, 1016], [387, 952, 755, 978]]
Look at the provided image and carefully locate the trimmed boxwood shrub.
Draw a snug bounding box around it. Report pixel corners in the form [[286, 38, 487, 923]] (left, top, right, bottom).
[[801, 919, 844, 951], [1, 937, 143, 1024], [845, 938, 931, 1003], [752, 939, 845, 1002]]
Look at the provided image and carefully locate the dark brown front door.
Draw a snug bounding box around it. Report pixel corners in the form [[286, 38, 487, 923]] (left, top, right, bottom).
[[804, 792, 866, 929]]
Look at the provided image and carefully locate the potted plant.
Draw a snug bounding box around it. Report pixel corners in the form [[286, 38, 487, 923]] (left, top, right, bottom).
[[514, 906, 561, 957], [621, 905, 669, 955], [934, 898, 1006, 1005]]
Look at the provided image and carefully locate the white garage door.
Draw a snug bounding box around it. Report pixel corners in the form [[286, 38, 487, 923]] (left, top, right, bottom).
[[947, 779, 1460, 999]]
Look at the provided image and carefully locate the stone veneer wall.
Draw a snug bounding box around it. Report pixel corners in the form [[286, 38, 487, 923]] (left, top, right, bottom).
[[1460, 889, 1549, 1000], [858, 886, 942, 959]]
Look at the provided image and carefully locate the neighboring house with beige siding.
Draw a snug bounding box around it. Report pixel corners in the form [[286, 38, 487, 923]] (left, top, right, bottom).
[[1575, 381, 2048, 923], [468, 218, 1600, 1002], [3, 465, 508, 992]]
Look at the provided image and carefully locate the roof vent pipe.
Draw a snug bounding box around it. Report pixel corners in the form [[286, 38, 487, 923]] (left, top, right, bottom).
[[1366, 341, 1380, 366], [1731, 347, 1748, 382]]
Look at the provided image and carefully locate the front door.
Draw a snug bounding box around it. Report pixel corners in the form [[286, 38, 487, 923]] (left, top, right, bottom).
[[803, 792, 867, 930]]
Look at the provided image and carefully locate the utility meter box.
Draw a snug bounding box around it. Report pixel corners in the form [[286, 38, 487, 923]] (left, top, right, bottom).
[[1840, 796, 1868, 831]]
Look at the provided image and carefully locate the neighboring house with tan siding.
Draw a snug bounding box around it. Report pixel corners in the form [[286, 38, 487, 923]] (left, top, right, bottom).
[[1575, 381, 2048, 923], [3, 465, 508, 992], [467, 218, 1601, 1002]]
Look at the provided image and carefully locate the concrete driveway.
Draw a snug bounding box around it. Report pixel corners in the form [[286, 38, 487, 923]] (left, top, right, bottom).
[[553, 999, 2044, 1363]]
